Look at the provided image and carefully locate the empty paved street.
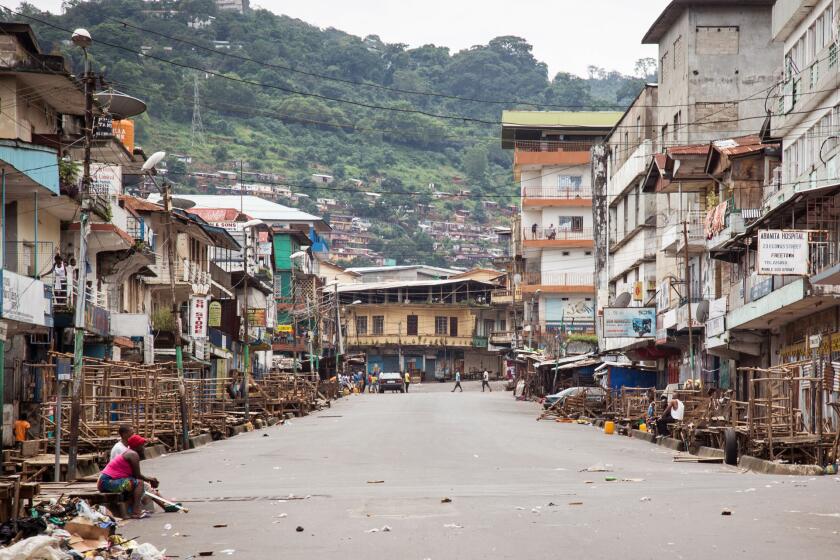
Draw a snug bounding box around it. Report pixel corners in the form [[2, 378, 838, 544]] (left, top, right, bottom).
[[132, 382, 840, 559]]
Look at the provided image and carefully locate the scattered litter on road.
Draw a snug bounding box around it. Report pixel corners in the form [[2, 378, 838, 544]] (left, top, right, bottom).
[[441, 497, 452, 503], [744, 488, 756, 493], [568, 502, 583, 506], [365, 528, 379, 534], [604, 476, 617, 482], [296, 526, 304, 532], [198, 552, 214, 557], [263, 433, 269, 437], [531, 508, 540, 514], [515, 506, 526, 510], [367, 480, 385, 484], [473, 454, 480, 459], [640, 497, 651, 502], [581, 465, 612, 472], [213, 524, 227, 528], [273, 467, 281, 470], [276, 513, 288, 518], [381, 525, 392, 532], [721, 509, 733, 516], [219, 549, 235, 555], [444, 523, 464, 529]]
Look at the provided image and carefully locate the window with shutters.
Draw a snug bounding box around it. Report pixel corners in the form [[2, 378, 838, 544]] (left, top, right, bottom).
[[355, 316, 368, 336], [407, 315, 418, 335], [449, 317, 459, 337], [435, 316, 448, 335], [372, 316, 384, 335]]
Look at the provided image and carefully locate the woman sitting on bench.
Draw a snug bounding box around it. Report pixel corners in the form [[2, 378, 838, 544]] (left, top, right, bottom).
[[97, 435, 159, 519]]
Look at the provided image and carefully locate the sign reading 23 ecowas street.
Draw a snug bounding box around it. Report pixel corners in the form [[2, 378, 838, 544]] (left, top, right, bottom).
[[757, 230, 809, 276], [603, 307, 656, 338]]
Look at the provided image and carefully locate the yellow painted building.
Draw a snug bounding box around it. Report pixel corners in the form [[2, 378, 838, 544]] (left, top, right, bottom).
[[338, 278, 505, 381]]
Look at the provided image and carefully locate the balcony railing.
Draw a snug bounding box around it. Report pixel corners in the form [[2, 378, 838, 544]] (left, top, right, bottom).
[[522, 186, 592, 199], [523, 227, 593, 242], [514, 140, 594, 153], [53, 283, 109, 312], [3, 241, 56, 284], [522, 271, 595, 287], [147, 257, 210, 285]]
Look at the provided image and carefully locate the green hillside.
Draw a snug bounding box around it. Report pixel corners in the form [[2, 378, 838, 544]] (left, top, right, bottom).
[[10, 0, 654, 266]]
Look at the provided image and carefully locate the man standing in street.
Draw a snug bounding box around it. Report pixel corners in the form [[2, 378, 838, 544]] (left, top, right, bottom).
[[481, 369, 492, 392], [451, 369, 463, 392], [404, 371, 411, 393]]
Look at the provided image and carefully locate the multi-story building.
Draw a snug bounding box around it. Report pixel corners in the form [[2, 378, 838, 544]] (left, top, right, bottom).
[[598, 85, 659, 359], [340, 277, 499, 380], [595, 1, 783, 387], [501, 111, 621, 347], [701, 0, 840, 410], [0, 24, 86, 418]]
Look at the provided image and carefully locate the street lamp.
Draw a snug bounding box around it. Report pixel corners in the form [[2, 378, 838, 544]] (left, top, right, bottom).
[[67, 28, 96, 481]]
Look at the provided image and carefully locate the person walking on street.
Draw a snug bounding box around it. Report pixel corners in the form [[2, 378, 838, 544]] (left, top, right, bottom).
[[481, 369, 492, 392], [451, 369, 463, 392], [404, 371, 411, 393]]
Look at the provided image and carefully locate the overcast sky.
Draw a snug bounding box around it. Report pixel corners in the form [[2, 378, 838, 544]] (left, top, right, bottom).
[[16, 0, 668, 77]]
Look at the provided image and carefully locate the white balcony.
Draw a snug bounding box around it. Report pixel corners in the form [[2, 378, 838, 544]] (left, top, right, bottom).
[[662, 212, 706, 256], [609, 140, 652, 196], [707, 212, 746, 252]]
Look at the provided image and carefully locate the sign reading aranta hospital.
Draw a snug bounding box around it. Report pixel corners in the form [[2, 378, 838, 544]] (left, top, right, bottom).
[[757, 230, 809, 276]]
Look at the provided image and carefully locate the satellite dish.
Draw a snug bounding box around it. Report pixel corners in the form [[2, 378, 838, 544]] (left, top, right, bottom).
[[172, 198, 196, 210], [94, 90, 147, 119], [142, 151, 166, 172], [512, 273, 522, 286], [695, 299, 710, 323], [614, 292, 632, 307]]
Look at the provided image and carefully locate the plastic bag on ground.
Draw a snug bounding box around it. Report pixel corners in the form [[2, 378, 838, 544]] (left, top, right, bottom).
[[0, 535, 72, 560], [129, 542, 166, 560]]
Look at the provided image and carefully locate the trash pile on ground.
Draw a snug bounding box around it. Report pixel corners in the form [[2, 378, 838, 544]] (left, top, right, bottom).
[[0, 497, 166, 559]]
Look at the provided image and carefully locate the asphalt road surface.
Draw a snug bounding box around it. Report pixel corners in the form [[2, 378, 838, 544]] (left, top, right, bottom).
[[131, 381, 840, 559]]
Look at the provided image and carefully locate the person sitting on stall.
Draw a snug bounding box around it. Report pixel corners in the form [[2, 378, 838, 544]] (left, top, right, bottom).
[[645, 390, 657, 428], [656, 395, 685, 436], [98, 435, 159, 519], [110, 424, 135, 461], [226, 369, 243, 400]]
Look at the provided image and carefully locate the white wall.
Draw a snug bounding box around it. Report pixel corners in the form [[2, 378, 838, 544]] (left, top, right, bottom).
[[520, 163, 591, 190], [541, 248, 594, 276]]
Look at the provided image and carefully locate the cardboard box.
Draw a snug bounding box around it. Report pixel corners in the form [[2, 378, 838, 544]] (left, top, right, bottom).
[[65, 517, 113, 541]]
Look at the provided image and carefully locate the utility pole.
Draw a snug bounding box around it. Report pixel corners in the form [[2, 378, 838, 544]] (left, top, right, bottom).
[[682, 220, 695, 382], [242, 229, 250, 419], [162, 183, 191, 451], [334, 283, 342, 376], [68, 37, 93, 481]]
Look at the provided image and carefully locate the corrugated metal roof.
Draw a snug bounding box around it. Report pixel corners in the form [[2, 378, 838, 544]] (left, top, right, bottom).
[[187, 208, 246, 222], [336, 277, 495, 293], [147, 194, 328, 228]]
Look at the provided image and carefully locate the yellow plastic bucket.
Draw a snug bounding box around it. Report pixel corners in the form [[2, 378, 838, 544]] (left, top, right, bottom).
[[639, 423, 648, 433], [604, 421, 615, 435]]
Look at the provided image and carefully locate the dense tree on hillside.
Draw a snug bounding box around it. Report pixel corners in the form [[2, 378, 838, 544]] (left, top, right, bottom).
[[8, 0, 650, 266]]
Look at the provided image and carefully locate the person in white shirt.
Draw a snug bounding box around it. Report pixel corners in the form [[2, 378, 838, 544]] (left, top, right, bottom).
[[481, 370, 492, 392], [110, 424, 134, 461], [656, 396, 684, 436]]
